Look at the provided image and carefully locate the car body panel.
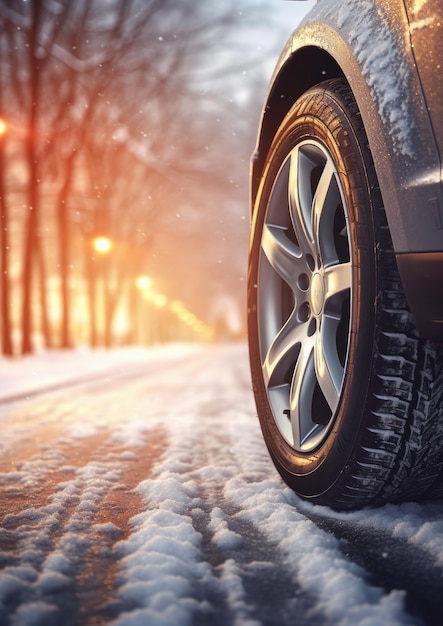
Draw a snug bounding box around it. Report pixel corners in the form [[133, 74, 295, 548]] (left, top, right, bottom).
[[251, 0, 443, 339], [404, 0, 443, 171]]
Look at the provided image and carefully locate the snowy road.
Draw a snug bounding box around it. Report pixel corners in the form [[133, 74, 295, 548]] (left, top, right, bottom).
[[1, 343, 443, 626]]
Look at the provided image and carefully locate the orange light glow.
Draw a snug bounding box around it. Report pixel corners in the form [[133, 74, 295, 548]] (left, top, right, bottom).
[[93, 236, 112, 254], [0, 119, 6, 136], [170, 300, 185, 314], [136, 275, 152, 290], [153, 293, 167, 308]]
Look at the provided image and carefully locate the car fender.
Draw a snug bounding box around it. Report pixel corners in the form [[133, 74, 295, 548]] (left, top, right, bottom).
[[251, 0, 443, 257]]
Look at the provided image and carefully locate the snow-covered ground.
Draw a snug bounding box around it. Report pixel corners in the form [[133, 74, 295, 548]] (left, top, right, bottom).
[[0, 344, 199, 402], [0, 343, 442, 625]]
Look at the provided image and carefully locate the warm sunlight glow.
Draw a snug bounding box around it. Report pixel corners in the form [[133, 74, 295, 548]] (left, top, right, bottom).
[[0, 119, 6, 136], [168, 300, 214, 341], [93, 236, 112, 254], [153, 294, 167, 308], [136, 275, 152, 290], [171, 301, 185, 315]]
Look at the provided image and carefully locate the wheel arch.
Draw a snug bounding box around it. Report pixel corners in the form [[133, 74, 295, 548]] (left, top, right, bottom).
[[251, 46, 345, 208]]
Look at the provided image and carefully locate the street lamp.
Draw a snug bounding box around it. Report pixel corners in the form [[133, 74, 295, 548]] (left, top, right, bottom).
[[135, 275, 152, 291], [93, 236, 112, 254]]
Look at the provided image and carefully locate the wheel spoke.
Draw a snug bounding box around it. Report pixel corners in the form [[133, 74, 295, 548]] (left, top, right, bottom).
[[324, 261, 352, 301], [289, 339, 316, 449], [312, 158, 335, 235], [261, 224, 301, 288], [288, 148, 316, 254], [314, 321, 342, 414], [262, 313, 306, 388]]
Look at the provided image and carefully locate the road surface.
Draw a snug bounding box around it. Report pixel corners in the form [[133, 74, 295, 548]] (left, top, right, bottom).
[[0, 343, 442, 625]]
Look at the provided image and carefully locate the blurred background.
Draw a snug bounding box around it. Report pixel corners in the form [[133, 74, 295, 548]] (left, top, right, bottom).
[[0, 0, 314, 356]]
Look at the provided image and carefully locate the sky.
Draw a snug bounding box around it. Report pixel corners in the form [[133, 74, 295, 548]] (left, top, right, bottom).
[[241, 0, 317, 83], [271, 0, 316, 37]]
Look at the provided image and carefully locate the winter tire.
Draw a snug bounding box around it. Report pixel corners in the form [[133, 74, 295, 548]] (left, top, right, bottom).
[[248, 79, 443, 509]]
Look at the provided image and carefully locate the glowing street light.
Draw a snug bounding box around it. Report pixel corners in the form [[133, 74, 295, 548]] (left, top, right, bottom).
[[93, 236, 112, 254], [136, 275, 152, 291]]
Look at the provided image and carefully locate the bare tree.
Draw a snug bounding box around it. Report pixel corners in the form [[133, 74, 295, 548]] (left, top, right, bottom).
[[0, 0, 279, 350], [0, 23, 13, 355], [0, 111, 12, 356], [20, 0, 44, 354]]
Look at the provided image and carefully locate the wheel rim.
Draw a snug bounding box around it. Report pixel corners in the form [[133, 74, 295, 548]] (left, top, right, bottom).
[[258, 140, 352, 453]]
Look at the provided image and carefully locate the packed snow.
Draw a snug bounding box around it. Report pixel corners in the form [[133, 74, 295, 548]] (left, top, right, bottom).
[[0, 343, 442, 625]]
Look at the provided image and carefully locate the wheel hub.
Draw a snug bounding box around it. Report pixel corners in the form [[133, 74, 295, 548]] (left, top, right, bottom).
[[310, 271, 325, 316]]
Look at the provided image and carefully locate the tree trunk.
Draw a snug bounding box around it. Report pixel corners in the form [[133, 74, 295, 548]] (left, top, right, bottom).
[[37, 237, 52, 348], [21, 0, 42, 355], [86, 244, 98, 347], [57, 157, 75, 349], [0, 139, 13, 356], [0, 35, 13, 356]]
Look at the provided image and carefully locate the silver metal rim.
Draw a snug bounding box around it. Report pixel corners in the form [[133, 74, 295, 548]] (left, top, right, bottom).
[[258, 140, 352, 453]]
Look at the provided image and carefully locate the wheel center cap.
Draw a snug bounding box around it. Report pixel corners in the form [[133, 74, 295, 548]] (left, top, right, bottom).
[[311, 272, 325, 316]]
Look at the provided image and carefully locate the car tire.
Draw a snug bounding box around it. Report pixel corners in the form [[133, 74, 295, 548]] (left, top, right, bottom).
[[248, 78, 443, 509]]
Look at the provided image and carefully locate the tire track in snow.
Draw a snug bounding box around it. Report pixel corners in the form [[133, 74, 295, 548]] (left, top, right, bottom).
[[73, 431, 168, 624], [179, 419, 319, 625], [177, 361, 297, 624], [0, 424, 167, 625]]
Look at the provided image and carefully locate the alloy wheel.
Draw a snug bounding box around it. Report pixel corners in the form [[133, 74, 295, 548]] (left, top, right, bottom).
[[257, 140, 352, 452]]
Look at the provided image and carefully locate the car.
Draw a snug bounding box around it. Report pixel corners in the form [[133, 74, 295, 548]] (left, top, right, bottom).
[[247, 0, 443, 509]]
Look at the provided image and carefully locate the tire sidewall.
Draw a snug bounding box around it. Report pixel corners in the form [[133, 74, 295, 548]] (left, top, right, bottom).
[[248, 86, 377, 499]]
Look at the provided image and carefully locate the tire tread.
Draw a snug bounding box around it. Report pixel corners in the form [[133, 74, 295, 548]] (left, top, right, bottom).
[[310, 80, 443, 509]]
